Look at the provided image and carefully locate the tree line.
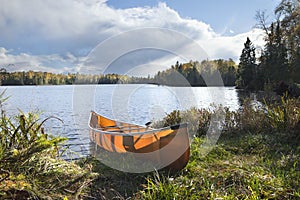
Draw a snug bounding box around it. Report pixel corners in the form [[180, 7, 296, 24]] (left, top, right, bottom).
[[0, 69, 76, 85], [0, 58, 237, 86], [0, 69, 143, 85], [152, 59, 237, 86]]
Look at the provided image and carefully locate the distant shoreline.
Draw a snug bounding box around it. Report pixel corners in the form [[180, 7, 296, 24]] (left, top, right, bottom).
[[0, 83, 236, 87]]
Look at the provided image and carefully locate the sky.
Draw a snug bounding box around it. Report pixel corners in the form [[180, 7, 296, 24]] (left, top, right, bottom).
[[0, 0, 281, 75]]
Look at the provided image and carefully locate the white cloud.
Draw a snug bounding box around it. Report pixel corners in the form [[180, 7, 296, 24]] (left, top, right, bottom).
[[199, 28, 265, 62], [0, 0, 266, 73], [0, 47, 80, 73]]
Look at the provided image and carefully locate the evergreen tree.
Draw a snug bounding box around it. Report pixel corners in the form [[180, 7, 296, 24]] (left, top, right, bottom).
[[260, 22, 289, 84], [275, 0, 300, 82], [236, 37, 258, 90]]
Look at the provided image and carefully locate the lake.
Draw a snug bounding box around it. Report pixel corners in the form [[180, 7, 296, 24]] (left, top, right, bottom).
[[1, 84, 242, 158]]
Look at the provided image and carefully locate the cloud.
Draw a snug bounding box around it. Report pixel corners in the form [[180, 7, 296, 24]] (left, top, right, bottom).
[[0, 47, 81, 73], [0, 1, 266, 74], [200, 28, 265, 61]]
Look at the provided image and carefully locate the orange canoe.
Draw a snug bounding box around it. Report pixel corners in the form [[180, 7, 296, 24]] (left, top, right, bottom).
[[89, 111, 190, 171]]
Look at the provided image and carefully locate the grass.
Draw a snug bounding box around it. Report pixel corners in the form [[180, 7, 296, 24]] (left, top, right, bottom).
[[81, 131, 299, 199], [74, 130, 299, 199], [0, 90, 299, 199]]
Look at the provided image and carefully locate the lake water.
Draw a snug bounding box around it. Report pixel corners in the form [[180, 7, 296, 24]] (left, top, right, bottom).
[[1, 84, 242, 158]]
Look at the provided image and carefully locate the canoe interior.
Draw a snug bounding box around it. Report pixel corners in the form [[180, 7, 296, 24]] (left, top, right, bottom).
[[89, 111, 190, 171]]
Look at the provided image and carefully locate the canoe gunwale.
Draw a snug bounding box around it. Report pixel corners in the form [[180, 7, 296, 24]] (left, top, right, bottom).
[[89, 125, 171, 136], [89, 110, 188, 136]]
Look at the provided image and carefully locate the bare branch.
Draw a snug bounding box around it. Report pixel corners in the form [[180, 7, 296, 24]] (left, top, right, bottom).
[[255, 10, 270, 35]]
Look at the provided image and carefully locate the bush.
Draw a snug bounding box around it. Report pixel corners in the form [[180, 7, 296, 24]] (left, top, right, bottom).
[[0, 91, 95, 199], [157, 96, 300, 137]]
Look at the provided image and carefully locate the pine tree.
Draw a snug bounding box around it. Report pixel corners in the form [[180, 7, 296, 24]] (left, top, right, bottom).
[[260, 21, 289, 86], [236, 37, 258, 90], [275, 0, 300, 82]]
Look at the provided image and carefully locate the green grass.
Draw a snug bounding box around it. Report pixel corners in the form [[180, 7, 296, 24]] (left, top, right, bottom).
[[139, 132, 299, 199], [79, 129, 299, 200]]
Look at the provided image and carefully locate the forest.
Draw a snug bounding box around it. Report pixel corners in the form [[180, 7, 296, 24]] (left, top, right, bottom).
[[0, 59, 237, 86], [0, 58, 237, 86], [236, 0, 300, 92]]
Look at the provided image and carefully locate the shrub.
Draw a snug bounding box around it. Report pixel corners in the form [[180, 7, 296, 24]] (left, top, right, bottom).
[[157, 96, 300, 137], [0, 91, 95, 199]]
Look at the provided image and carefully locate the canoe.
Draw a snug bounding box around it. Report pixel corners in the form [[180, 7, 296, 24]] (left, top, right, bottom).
[[89, 111, 190, 171]]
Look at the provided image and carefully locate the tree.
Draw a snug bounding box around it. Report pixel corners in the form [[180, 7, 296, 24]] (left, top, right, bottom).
[[258, 1, 299, 83], [236, 37, 258, 90], [0, 68, 7, 85], [260, 21, 289, 84], [275, 0, 300, 82]]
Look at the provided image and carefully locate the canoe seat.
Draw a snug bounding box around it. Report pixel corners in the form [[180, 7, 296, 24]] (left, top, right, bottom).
[[98, 115, 116, 127]]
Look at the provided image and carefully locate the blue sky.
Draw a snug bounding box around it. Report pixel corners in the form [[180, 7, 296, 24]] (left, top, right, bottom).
[[107, 0, 279, 34], [0, 0, 280, 74]]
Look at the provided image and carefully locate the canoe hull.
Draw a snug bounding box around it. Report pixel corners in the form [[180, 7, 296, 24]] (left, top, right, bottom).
[[89, 111, 190, 172]]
